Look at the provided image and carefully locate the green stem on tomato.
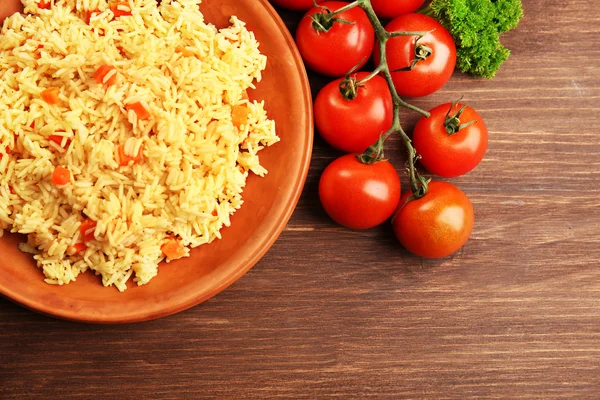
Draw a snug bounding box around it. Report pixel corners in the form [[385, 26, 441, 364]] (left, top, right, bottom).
[[316, 0, 431, 198], [319, 0, 361, 19], [355, 64, 384, 85], [358, 0, 430, 197], [418, 5, 436, 18], [311, 1, 361, 33]]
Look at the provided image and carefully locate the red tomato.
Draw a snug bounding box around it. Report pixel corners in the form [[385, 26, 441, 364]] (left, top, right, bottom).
[[413, 103, 488, 177], [319, 155, 401, 229], [296, 2, 375, 77], [315, 72, 393, 153], [392, 181, 474, 258], [374, 14, 456, 97], [270, 0, 325, 11], [370, 0, 425, 19]]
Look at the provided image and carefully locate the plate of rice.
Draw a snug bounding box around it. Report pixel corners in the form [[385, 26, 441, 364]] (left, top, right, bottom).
[[0, 0, 312, 322]]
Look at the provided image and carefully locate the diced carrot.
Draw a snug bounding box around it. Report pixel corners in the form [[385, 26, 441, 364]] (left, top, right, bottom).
[[52, 166, 70, 185], [79, 219, 97, 242], [175, 46, 194, 57], [30, 120, 35, 129], [231, 105, 249, 128], [49, 134, 71, 148], [161, 238, 186, 260], [38, 1, 51, 9], [110, 1, 132, 18], [125, 102, 151, 120], [68, 242, 87, 255], [118, 144, 143, 166], [211, 209, 218, 217], [41, 87, 61, 104], [93, 65, 117, 87], [33, 44, 44, 59], [84, 9, 101, 24]]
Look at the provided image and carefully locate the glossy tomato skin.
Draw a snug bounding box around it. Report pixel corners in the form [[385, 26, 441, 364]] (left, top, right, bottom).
[[374, 14, 456, 97], [315, 72, 393, 153], [296, 2, 375, 77], [413, 103, 488, 178], [270, 0, 325, 11], [319, 155, 401, 229], [393, 181, 474, 258], [370, 0, 425, 19]]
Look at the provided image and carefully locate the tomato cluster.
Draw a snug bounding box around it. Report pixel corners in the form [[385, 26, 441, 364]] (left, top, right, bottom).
[[274, 0, 489, 258]]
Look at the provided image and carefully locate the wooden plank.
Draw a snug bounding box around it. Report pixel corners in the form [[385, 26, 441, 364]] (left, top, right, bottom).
[[1, 0, 600, 398]]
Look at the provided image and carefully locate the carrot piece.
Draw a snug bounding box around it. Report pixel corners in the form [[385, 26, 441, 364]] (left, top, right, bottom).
[[52, 166, 70, 185], [68, 242, 87, 256], [110, 1, 132, 18], [241, 90, 249, 100], [49, 134, 71, 148], [38, 1, 51, 9], [161, 238, 186, 260], [118, 144, 143, 166], [41, 87, 61, 104], [175, 46, 194, 57], [84, 9, 101, 24], [34, 44, 44, 59], [93, 65, 117, 87], [79, 219, 97, 242], [125, 102, 151, 120], [231, 105, 249, 128]]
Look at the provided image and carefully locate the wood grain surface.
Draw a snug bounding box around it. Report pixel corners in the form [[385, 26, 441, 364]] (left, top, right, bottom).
[[1, 0, 599, 398]]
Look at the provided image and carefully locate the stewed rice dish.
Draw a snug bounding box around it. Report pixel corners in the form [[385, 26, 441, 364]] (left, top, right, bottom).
[[0, 0, 278, 291]]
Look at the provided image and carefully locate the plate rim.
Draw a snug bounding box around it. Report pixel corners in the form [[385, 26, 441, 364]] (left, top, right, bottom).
[[0, 0, 314, 323]]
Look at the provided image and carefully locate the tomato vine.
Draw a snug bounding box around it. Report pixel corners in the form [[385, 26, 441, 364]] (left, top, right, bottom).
[[313, 0, 433, 199]]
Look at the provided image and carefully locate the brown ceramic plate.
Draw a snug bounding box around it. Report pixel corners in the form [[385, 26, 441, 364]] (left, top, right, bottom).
[[0, 0, 313, 323]]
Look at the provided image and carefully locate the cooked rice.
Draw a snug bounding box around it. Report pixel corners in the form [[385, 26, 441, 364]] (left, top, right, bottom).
[[0, 0, 278, 291]]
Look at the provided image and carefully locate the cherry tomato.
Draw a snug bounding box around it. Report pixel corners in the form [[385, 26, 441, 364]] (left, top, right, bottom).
[[413, 102, 488, 178], [392, 181, 474, 258], [370, 0, 425, 19], [269, 0, 325, 11], [315, 72, 393, 153], [319, 155, 401, 229], [374, 13, 456, 97], [296, 2, 375, 77]]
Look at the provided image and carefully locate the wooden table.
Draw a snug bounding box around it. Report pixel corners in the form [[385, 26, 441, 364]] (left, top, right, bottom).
[[2, 1, 599, 398]]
